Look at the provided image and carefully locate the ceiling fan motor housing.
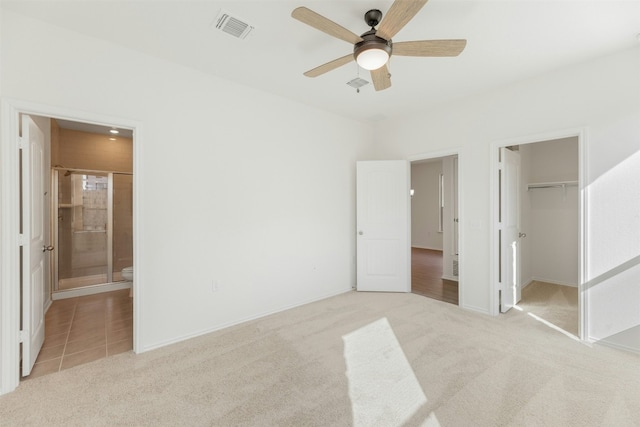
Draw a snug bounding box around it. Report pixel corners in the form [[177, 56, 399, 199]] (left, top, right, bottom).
[[354, 29, 393, 62]]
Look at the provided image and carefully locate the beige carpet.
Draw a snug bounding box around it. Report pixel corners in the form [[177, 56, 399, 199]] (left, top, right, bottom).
[[515, 280, 579, 337], [1, 289, 638, 426]]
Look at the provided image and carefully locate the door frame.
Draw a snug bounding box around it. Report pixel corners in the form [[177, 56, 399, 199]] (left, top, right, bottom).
[[0, 98, 143, 395], [408, 148, 464, 307], [489, 128, 587, 340]]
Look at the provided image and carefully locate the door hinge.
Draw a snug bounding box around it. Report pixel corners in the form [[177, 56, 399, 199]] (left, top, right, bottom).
[[18, 136, 25, 149], [18, 234, 25, 246], [19, 330, 26, 343]]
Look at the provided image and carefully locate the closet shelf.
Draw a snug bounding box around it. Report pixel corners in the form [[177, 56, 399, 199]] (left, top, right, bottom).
[[527, 181, 578, 190]]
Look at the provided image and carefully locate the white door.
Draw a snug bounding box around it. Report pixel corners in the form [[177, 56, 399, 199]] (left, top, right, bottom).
[[21, 115, 46, 376], [356, 161, 410, 292], [499, 147, 521, 313]]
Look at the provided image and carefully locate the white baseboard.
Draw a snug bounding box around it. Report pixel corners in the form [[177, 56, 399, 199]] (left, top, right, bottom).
[[530, 277, 578, 288], [593, 338, 640, 355], [52, 281, 132, 300], [140, 287, 353, 353], [411, 245, 443, 251], [43, 298, 53, 314], [460, 303, 491, 316], [521, 278, 535, 289]]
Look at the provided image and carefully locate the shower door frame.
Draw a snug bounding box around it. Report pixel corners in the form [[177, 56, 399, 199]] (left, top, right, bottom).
[[51, 167, 133, 297]]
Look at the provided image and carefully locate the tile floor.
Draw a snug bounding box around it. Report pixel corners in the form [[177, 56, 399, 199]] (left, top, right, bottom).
[[24, 289, 133, 380]]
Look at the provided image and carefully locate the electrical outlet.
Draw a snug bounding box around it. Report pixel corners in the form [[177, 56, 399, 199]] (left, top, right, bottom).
[[212, 280, 219, 292]]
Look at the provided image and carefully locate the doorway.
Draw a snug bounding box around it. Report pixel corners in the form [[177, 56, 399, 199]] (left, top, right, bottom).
[[410, 154, 459, 305], [27, 115, 134, 378], [493, 134, 583, 337], [0, 99, 140, 394], [47, 118, 134, 296]]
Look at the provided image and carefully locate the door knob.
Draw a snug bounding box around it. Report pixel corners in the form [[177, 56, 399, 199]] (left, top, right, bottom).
[[42, 245, 54, 252], [358, 231, 364, 235], [519, 233, 527, 238]]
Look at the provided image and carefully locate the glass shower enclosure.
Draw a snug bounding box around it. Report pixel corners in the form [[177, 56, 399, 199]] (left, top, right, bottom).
[[52, 169, 133, 292]]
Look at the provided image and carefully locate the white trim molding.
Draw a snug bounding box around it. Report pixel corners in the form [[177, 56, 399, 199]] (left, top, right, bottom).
[[0, 100, 22, 395]]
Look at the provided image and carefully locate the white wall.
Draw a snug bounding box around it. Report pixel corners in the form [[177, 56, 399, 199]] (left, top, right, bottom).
[[0, 11, 373, 351], [410, 161, 443, 250], [373, 47, 640, 351], [521, 138, 579, 287]]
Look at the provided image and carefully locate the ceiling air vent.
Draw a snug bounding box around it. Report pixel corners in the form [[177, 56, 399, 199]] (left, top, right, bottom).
[[347, 78, 369, 89], [213, 10, 254, 40]]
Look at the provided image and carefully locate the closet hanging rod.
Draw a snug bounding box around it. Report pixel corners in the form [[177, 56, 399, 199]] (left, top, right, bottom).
[[527, 181, 578, 190]]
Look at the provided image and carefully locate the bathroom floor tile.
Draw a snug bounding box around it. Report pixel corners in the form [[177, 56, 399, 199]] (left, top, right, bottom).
[[65, 335, 107, 355], [73, 311, 106, 322], [36, 344, 66, 362], [70, 319, 106, 332], [25, 289, 132, 382], [26, 358, 62, 380], [107, 317, 133, 332], [61, 346, 107, 370], [42, 332, 69, 348], [67, 328, 104, 343], [45, 313, 75, 327], [107, 338, 133, 356], [45, 322, 72, 337], [108, 326, 133, 343]]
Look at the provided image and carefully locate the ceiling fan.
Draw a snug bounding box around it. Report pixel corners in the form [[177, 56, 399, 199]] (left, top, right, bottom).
[[291, 0, 466, 91]]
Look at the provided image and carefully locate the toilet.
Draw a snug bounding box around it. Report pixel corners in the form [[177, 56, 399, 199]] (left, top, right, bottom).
[[122, 266, 133, 297], [122, 266, 133, 281]]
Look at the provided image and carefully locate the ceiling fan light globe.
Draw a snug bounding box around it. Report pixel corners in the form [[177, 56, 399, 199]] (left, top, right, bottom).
[[356, 48, 389, 70]]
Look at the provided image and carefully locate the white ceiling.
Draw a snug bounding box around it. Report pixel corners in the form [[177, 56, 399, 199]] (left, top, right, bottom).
[[4, 1, 640, 123]]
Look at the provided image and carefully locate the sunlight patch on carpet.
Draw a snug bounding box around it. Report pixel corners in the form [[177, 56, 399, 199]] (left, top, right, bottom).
[[343, 317, 435, 426], [527, 312, 580, 341]]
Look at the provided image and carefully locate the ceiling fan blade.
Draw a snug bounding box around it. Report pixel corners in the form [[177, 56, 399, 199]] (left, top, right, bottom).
[[292, 7, 363, 45], [376, 0, 429, 41], [393, 39, 467, 57], [303, 54, 354, 78], [370, 65, 392, 91]]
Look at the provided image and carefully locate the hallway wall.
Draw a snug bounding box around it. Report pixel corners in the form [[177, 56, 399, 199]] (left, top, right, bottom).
[[411, 161, 443, 250]]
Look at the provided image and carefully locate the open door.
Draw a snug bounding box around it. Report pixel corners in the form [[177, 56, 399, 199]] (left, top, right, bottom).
[[499, 147, 521, 313], [356, 160, 410, 292], [21, 115, 46, 376]]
